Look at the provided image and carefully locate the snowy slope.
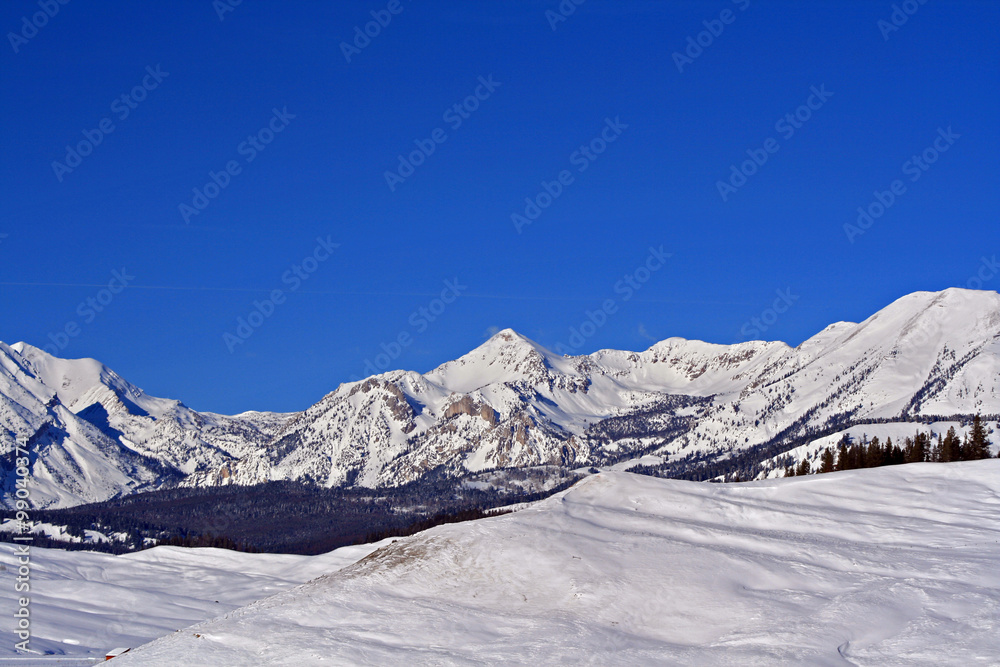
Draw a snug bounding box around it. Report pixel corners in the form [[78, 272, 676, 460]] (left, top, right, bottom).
[[0, 539, 390, 662], [0, 342, 169, 508], [115, 460, 1000, 665]]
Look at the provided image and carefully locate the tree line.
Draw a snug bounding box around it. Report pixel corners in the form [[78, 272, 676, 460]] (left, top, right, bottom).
[[1, 468, 581, 555], [785, 415, 994, 477]]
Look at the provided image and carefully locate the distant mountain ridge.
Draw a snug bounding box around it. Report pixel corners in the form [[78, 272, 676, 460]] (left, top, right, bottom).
[[0, 341, 291, 507], [3, 288, 999, 508]]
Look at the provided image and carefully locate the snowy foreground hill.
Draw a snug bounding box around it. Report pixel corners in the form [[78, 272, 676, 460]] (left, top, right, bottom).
[[3, 287, 1000, 508], [106, 461, 1000, 666], [0, 539, 390, 664]]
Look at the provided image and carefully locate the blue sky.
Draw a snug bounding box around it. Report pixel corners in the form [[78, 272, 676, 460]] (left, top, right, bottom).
[[1, 0, 997, 414]]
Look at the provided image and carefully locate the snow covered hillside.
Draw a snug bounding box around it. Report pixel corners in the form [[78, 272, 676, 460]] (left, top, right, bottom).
[[3, 288, 1000, 507], [116, 460, 1000, 665], [0, 539, 389, 662]]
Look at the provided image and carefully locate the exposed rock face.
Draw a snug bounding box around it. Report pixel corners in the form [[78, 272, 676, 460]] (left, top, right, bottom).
[[443, 396, 498, 426]]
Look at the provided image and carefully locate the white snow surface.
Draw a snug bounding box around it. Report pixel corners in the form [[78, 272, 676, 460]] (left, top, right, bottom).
[[114, 461, 1000, 665], [0, 539, 391, 663]]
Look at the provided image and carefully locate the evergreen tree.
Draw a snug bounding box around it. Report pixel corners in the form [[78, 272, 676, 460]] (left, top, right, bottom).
[[866, 436, 884, 468], [887, 441, 905, 465], [941, 427, 961, 462], [914, 432, 930, 462], [902, 436, 916, 463], [856, 435, 869, 469], [796, 458, 811, 476], [967, 414, 991, 459], [836, 436, 851, 471], [819, 448, 835, 473], [931, 434, 944, 462]]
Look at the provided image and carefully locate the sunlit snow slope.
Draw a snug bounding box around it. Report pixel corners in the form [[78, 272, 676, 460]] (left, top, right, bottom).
[[118, 460, 1000, 666], [0, 539, 389, 662]]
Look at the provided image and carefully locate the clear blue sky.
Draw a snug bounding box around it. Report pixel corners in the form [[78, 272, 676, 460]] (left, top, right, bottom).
[[1, 0, 997, 414]]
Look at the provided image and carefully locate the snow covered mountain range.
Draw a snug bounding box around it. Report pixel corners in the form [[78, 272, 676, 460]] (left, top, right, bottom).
[[3, 288, 999, 508], [0, 343, 290, 507]]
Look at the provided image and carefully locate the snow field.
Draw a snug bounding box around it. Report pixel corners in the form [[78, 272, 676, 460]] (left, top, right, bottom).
[[116, 460, 1000, 665]]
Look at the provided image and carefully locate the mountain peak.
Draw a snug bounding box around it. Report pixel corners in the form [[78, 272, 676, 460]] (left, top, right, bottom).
[[462, 327, 549, 360], [482, 328, 542, 350], [425, 328, 575, 393], [487, 327, 523, 341]]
